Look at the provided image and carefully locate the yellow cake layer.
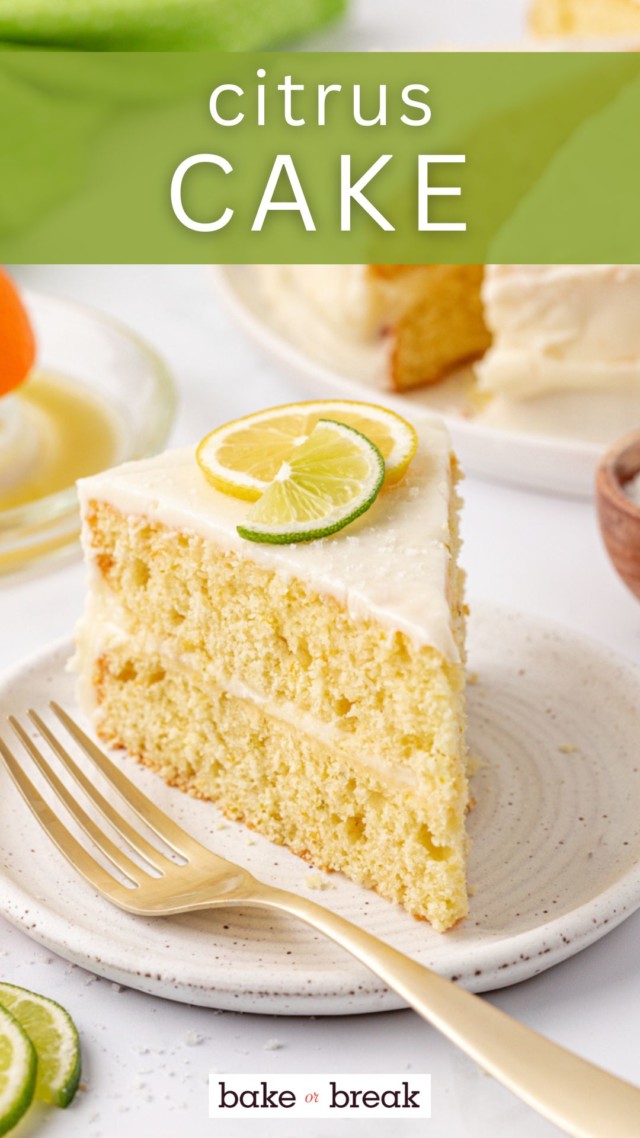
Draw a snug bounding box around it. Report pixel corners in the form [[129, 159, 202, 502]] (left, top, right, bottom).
[[82, 493, 467, 829], [93, 644, 468, 931], [368, 265, 491, 391]]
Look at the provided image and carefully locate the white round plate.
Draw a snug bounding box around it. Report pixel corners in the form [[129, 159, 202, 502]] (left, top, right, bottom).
[[213, 265, 627, 499], [1, 604, 640, 1015]]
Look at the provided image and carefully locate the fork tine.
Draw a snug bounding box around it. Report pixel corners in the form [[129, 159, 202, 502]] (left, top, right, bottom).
[[9, 718, 144, 886], [28, 710, 173, 875], [50, 702, 203, 859], [0, 732, 127, 899]]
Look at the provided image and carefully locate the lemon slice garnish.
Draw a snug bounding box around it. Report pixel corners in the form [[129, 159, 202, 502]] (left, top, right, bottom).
[[196, 399, 417, 502]]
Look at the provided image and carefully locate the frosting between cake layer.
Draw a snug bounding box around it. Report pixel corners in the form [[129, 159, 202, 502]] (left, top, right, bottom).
[[76, 418, 460, 661], [74, 599, 420, 792], [477, 264, 640, 400]]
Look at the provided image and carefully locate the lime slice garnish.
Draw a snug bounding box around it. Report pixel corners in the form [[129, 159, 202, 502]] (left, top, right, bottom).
[[0, 1003, 36, 1136], [196, 398, 417, 501], [0, 984, 80, 1109], [237, 419, 385, 544]]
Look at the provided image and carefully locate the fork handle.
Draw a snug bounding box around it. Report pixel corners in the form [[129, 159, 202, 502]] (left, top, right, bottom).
[[252, 884, 640, 1138]]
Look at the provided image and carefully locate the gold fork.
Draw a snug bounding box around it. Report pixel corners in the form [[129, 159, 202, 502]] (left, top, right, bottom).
[[1, 704, 639, 1138]]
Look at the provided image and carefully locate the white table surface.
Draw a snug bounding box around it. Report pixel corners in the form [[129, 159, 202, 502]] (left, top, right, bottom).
[[3, 7, 640, 1127]]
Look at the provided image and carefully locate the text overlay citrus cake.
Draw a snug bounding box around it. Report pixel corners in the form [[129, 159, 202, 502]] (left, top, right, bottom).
[[74, 406, 468, 931]]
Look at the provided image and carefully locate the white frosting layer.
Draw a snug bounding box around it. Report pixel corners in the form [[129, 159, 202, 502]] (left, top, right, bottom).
[[259, 265, 379, 342], [257, 265, 433, 347], [477, 264, 640, 401], [77, 417, 460, 660]]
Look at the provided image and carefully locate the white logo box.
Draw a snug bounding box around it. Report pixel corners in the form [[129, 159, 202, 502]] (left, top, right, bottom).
[[209, 1074, 431, 1119]]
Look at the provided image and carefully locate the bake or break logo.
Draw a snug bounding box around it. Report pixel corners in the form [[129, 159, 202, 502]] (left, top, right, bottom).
[[208, 1074, 431, 1119]]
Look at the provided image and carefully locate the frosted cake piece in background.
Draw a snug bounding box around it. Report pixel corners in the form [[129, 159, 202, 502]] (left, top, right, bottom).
[[477, 264, 640, 401], [262, 264, 490, 392], [260, 262, 640, 445]]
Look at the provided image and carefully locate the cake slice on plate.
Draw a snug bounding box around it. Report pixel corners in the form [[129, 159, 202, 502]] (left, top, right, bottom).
[[74, 403, 468, 931]]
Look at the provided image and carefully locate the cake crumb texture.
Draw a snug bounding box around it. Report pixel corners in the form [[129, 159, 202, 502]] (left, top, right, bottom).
[[93, 647, 468, 931], [368, 265, 491, 391]]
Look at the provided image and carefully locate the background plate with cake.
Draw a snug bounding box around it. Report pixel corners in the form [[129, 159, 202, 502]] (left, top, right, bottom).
[[215, 262, 640, 497]]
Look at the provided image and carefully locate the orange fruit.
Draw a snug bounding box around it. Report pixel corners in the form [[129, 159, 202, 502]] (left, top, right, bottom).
[[0, 269, 36, 397]]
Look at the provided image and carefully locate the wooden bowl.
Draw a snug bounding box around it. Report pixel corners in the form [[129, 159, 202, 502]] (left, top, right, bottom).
[[596, 430, 640, 600]]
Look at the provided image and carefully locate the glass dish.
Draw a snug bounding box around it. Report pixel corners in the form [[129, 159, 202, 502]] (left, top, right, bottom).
[[0, 290, 176, 579]]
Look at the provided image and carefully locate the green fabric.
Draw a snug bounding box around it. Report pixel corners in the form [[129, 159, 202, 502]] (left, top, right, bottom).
[[0, 63, 105, 235], [0, 0, 346, 51]]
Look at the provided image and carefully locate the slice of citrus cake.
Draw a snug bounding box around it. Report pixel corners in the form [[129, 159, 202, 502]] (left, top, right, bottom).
[[74, 402, 468, 931]]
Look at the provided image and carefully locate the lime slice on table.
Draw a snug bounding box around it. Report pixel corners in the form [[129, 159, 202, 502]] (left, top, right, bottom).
[[0, 984, 80, 1109], [237, 419, 385, 544], [0, 1004, 36, 1136], [196, 398, 417, 501]]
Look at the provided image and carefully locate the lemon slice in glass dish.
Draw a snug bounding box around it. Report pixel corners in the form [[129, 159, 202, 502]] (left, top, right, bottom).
[[236, 419, 385, 544], [196, 399, 417, 502]]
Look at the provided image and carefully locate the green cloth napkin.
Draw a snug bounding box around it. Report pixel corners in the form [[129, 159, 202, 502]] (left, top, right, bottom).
[[0, 0, 346, 51], [0, 63, 106, 237]]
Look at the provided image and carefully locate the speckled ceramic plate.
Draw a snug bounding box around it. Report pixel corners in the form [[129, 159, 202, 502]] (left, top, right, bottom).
[[214, 265, 640, 499], [1, 603, 639, 1015]]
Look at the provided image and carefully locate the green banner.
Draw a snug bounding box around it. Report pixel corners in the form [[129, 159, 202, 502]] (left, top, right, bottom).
[[1, 51, 639, 262]]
